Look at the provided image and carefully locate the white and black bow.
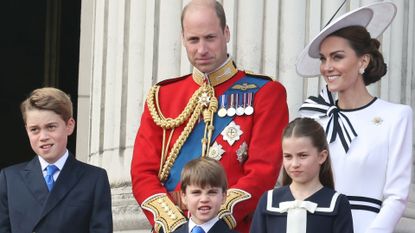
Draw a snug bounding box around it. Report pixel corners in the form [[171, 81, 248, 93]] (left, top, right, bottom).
[[299, 86, 357, 153]]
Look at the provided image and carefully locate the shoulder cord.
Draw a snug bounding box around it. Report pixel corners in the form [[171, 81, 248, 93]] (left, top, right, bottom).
[[146, 83, 217, 182]]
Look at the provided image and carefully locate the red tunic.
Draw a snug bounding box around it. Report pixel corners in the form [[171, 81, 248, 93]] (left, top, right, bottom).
[[131, 70, 288, 233]]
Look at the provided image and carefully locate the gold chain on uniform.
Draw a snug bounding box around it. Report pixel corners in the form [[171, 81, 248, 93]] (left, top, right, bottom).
[[146, 83, 218, 182]]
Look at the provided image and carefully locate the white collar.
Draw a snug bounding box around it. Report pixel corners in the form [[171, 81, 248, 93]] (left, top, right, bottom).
[[188, 216, 219, 233], [38, 149, 69, 172]]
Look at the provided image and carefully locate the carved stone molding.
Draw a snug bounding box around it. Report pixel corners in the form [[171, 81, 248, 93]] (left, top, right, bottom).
[[112, 183, 151, 232]]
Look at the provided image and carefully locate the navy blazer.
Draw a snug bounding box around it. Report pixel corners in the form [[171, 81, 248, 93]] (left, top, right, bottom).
[[0, 153, 113, 233], [173, 219, 239, 233]]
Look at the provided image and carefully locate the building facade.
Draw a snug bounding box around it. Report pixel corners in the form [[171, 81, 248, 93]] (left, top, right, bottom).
[[76, 0, 415, 232]]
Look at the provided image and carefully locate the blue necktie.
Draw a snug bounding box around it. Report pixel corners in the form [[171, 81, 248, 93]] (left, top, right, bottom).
[[45, 165, 59, 191], [192, 226, 205, 233]]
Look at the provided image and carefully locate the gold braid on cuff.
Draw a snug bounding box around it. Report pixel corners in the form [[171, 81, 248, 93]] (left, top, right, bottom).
[[141, 193, 187, 233], [218, 188, 252, 229]]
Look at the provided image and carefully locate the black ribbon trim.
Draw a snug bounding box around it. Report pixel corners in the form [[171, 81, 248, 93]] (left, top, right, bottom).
[[299, 86, 358, 153], [347, 196, 383, 205], [348, 196, 382, 213], [349, 204, 381, 213]]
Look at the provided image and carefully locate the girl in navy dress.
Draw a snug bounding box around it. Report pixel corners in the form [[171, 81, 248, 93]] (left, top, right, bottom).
[[250, 117, 353, 233]]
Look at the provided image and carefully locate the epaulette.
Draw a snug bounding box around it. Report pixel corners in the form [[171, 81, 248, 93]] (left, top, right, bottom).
[[156, 74, 189, 86], [218, 188, 251, 229], [244, 70, 274, 81], [141, 193, 187, 232]]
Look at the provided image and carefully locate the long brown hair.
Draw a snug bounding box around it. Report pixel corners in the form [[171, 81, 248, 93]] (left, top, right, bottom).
[[282, 117, 334, 189], [328, 25, 387, 85]]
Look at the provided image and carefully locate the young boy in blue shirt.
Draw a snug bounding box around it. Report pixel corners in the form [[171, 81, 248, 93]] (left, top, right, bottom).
[[0, 87, 112, 233], [173, 158, 238, 233]]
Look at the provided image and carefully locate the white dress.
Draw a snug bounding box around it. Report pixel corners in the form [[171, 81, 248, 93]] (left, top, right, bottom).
[[300, 88, 413, 233]]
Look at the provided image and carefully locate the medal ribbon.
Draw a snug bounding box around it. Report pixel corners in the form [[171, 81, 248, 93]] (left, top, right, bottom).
[[299, 86, 357, 153], [164, 75, 269, 191]]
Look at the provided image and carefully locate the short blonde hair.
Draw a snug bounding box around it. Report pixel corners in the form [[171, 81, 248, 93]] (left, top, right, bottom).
[[20, 87, 73, 123], [180, 158, 228, 193]]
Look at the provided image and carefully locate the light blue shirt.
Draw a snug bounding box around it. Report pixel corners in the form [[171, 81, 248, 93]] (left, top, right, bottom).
[[38, 149, 69, 181], [188, 216, 219, 233]]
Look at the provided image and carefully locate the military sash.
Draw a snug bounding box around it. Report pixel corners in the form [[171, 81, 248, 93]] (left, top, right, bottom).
[[164, 75, 270, 191]]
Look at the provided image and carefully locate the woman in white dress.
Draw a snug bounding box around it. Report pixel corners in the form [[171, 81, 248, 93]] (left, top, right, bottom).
[[296, 2, 413, 233]]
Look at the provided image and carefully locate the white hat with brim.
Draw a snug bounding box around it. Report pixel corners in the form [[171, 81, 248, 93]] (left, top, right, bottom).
[[296, 2, 397, 77]]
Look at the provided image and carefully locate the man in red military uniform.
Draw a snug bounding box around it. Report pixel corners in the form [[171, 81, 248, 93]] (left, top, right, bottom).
[[131, 1, 289, 232]]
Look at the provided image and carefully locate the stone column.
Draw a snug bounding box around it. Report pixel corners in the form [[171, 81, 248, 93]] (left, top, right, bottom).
[[77, 0, 156, 231], [278, 0, 307, 118], [77, 0, 415, 232]]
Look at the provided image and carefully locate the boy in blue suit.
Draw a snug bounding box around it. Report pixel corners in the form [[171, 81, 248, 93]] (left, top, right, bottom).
[[0, 87, 112, 233], [173, 158, 238, 233]]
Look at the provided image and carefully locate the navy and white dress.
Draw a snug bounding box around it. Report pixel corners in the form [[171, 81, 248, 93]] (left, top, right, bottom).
[[299, 87, 413, 233], [250, 186, 353, 233]]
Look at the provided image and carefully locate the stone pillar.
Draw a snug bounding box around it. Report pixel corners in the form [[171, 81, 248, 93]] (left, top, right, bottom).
[[77, 0, 415, 232], [278, 0, 307, 118], [77, 0, 154, 231], [235, 0, 264, 71]]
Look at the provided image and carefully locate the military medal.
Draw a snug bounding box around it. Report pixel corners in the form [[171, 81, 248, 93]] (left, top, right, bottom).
[[227, 94, 236, 117], [218, 95, 227, 117], [236, 93, 245, 116], [244, 92, 254, 115], [236, 142, 248, 163], [198, 92, 210, 106], [208, 142, 225, 160], [221, 121, 243, 146]]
